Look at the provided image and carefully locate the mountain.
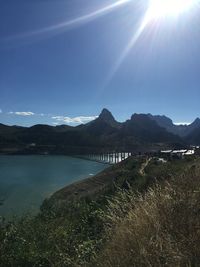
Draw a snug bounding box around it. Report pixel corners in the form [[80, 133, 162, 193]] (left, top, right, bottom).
[[77, 111, 183, 152], [149, 114, 200, 138], [115, 114, 183, 152], [185, 127, 200, 145], [0, 109, 190, 155], [188, 118, 200, 133], [123, 114, 182, 143], [81, 108, 121, 136], [97, 108, 118, 126]]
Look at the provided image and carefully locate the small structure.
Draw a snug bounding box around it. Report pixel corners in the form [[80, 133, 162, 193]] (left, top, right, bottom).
[[183, 150, 195, 156], [157, 158, 167, 163], [191, 145, 200, 149], [160, 149, 195, 159]]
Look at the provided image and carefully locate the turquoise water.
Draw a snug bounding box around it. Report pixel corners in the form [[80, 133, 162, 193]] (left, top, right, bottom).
[[0, 155, 107, 217]]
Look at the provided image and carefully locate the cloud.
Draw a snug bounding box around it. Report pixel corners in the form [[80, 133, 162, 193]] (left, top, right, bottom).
[[52, 115, 98, 125], [0, 109, 2, 113], [174, 122, 191, 126], [6, 111, 98, 125], [8, 111, 35, 116]]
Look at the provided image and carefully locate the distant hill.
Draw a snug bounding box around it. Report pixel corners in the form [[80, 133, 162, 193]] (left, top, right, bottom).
[[0, 123, 25, 134], [0, 108, 198, 155], [148, 114, 200, 137]]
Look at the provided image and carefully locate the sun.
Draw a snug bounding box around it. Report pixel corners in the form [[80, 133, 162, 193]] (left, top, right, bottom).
[[148, 0, 195, 18]]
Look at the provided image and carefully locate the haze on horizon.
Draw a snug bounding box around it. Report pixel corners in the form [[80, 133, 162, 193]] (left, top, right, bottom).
[[0, 0, 200, 127]]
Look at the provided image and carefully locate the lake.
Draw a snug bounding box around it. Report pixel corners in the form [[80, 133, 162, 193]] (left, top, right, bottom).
[[0, 155, 107, 218]]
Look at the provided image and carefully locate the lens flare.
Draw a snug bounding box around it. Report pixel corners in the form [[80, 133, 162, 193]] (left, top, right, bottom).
[[103, 0, 198, 88], [148, 0, 195, 18]]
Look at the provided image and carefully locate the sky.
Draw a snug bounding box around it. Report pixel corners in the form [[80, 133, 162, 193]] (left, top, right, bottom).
[[0, 0, 200, 126]]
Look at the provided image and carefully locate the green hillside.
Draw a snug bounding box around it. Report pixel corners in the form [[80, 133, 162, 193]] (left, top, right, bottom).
[[0, 156, 200, 266]]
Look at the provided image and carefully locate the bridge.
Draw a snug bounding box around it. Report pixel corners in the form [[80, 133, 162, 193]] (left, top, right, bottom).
[[78, 152, 133, 164]]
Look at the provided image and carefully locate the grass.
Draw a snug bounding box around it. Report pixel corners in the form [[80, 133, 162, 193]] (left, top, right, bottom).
[[94, 161, 200, 267]]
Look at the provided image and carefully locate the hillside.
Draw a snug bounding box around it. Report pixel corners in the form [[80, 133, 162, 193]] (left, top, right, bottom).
[[1, 155, 200, 266], [95, 158, 200, 267], [42, 156, 145, 213]]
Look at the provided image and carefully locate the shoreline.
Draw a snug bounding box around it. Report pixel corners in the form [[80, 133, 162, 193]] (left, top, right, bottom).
[[0, 155, 108, 218]]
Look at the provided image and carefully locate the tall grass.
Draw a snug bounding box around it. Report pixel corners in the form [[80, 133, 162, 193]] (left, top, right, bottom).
[[95, 165, 200, 267]]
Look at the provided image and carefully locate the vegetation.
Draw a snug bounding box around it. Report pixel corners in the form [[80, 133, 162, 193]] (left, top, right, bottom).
[[0, 199, 105, 267], [1, 156, 200, 266], [95, 163, 200, 266]]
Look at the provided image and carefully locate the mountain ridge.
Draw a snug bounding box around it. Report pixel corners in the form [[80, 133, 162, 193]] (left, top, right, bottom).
[[0, 109, 199, 154]]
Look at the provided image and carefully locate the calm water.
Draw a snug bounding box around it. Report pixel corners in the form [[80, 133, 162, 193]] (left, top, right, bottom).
[[0, 155, 107, 218]]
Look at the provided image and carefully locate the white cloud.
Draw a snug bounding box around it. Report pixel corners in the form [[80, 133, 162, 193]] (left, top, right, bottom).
[[7, 111, 52, 117], [0, 109, 2, 113], [52, 115, 98, 125], [6, 111, 98, 124], [8, 111, 35, 116], [174, 122, 191, 126]]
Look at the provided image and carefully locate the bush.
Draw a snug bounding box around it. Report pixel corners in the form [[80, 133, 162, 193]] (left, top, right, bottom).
[[0, 200, 105, 267]]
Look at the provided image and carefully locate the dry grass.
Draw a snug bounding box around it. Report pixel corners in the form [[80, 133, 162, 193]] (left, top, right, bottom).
[[95, 164, 200, 267]]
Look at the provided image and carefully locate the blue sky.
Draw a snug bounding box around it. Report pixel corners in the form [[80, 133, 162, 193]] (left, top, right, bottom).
[[0, 0, 200, 126]]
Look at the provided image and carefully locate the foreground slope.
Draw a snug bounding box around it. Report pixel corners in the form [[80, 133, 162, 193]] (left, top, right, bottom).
[[1, 156, 200, 267], [95, 158, 200, 267]]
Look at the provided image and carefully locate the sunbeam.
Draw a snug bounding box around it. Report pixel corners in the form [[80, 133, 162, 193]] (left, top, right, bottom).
[[104, 10, 151, 87], [103, 0, 199, 88], [2, 0, 131, 42]]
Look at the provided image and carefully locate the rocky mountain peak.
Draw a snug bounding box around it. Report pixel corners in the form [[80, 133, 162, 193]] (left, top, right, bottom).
[[148, 114, 173, 127], [98, 108, 116, 123], [192, 118, 200, 126], [130, 113, 150, 121]]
